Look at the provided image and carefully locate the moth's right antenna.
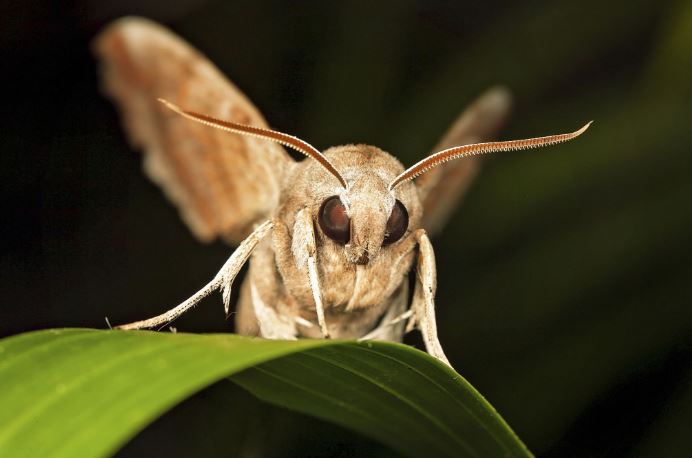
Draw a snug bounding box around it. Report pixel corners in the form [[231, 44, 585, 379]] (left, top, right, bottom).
[[158, 99, 347, 189]]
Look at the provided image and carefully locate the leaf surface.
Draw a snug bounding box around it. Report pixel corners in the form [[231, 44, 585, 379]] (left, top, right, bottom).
[[0, 329, 531, 458]]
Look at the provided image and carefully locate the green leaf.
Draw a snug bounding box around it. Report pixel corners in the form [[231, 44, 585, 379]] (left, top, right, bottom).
[[0, 329, 531, 458]]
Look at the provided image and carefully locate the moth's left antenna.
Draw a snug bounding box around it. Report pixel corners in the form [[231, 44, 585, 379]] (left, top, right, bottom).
[[389, 121, 593, 190], [158, 99, 347, 188]]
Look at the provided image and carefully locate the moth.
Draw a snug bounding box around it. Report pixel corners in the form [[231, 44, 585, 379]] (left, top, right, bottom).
[[94, 17, 590, 366]]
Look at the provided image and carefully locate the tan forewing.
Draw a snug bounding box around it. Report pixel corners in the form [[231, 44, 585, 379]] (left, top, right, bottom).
[[93, 17, 293, 243], [417, 86, 512, 236]]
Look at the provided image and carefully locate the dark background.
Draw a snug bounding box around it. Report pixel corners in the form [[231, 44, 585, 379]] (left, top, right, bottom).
[[2, 0, 691, 456]]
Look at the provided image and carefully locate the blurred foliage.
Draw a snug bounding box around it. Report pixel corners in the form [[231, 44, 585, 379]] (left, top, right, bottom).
[[1, 0, 690, 456]]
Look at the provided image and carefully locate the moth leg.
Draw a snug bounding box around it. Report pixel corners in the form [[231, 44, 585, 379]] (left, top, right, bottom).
[[308, 256, 329, 338], [358, 310, 412, 341], [292, 208, 330, 338], [248, 280, 298, 340], [117, 220, 274, 330], [407, 229, 451, 367], [358, 284, 410, 342]]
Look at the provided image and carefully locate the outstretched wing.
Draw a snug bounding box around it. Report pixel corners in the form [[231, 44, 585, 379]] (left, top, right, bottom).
[[93, 17, 293, 243], [417, 87, 512, 236]]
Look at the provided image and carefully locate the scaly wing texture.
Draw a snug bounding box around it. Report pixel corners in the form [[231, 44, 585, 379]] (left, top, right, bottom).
[[417, 87, 512, 236], [93, 17, 293, 243]]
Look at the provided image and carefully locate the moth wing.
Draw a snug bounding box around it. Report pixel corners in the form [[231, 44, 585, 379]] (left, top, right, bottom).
[[93, 17, 293, 244], [417, 87, 512, 236]]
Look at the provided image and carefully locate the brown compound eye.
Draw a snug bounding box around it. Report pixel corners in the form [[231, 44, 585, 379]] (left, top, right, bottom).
[[383, 200, 408, 245], [318, 196, 350, 244]]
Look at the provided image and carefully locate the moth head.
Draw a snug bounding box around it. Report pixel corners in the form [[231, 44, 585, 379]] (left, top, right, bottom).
[[313, 146, 417, 265]]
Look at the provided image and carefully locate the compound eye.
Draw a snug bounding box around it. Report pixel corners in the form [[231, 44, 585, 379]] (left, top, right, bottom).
[[318, 196, 350, 244], [383, 200, 408, 245]]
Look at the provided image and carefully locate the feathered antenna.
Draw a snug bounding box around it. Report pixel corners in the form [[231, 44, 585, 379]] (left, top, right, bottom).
[[158, 99, 347, 188], [389, 121, 593, 191]]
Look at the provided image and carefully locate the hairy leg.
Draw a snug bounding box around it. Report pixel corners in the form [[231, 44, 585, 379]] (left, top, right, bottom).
[[407, 229, 451, 367]]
